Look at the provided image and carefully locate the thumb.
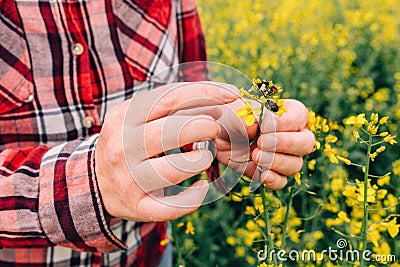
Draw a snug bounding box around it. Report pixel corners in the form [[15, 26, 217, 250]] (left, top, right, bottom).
[[138, 180, 210, 221]]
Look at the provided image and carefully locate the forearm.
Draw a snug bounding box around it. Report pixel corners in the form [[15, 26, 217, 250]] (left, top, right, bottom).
[[0, 135, 125, 252]]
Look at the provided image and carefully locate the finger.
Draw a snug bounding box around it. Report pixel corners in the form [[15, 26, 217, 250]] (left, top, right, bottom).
[[137, 115, 221, 158], [261, 170, 288, 190], [257, 129, 315, 156], [252, 149, 303, 176], [131, 149, 213, 192], [138, 180, 209, 221], [260, 99, 309, 133], [127, 82, 239, 125], [215, 136, 259, 177], [218, 98, 260, 140], [172, 105, 223, 120]]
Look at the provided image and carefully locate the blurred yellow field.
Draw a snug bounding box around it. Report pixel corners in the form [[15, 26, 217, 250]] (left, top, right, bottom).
[[169, 1, 400, 266]]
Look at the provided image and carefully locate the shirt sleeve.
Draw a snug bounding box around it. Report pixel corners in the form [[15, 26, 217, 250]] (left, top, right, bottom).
[[0, 135, 126, 252]]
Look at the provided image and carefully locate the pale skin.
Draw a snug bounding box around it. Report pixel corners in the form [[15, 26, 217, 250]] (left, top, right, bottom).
[[95, 82, 315, 222]]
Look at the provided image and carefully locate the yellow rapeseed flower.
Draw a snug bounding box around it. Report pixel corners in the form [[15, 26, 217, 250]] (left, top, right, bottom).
[[345, 114, 368, 128], [351, 208, 364, 220], [382, 218, 400, 238], [350, 221, 362, 236], [245, 220, 258, 231], [356, 180, 377, 203], [370, 113, 379, 124], [367, 228, 381, 247], [254, 196, 264, 213], [376, 145, 386, 153], [324, 143, 339, 164], [185, 221, 195, 235], [383, 134, 397, 145], [160, 238, 170, 246], [235, 246, 246, 257], [393, 159, 400, 175], [314, 230, 324, 240], [343, 184, 359, 207], [373, 241, 391, 264], [377, 174, 390, 186], [246, 256, 256, 265], [376, 189, 387, 200], [256, 219, 266, 228], [231, 193, 243, 202], [236, 101, 261, 126], [325, 134, 338, 143], [370, 151, 379, 161], [383, 194, 398, 213], [314, 140, 321, 150], [293, 172, 301, 185], [331, 177, 344, 194], [226, 236, 237, 246], [308, 111, 330, 133], [245, 205, 256, 216], [337, 155, 351, 165], [367, 122, 379, 134], [338, 211, 351, 223], [276, 99, 288, 117], [379, 116, 389, 124], [353, 130, 360, 141], [380, 131, 389, 137], [308, 159, 317, 171], [241, 186, 250, 197]]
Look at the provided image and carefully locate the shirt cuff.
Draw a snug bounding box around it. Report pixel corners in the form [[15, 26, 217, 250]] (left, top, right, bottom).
[[38, 135, 126, 252]]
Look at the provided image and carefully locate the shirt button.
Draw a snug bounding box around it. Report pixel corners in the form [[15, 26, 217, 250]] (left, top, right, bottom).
[[83, 116, 95, 129], [25, 94, 34, 103], [72, 43, 84, 56]]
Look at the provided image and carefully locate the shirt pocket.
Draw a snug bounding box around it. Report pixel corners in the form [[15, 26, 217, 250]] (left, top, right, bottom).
[[113, 0, 179, 84], [0, 2, 34, 115]]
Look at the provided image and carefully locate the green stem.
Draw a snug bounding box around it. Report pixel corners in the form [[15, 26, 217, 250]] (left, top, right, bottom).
[[258, 103, 265, 128], [256, 101, 279, 264], [281, 184, 295, 252], [371, 140, 385, 147], [359, 132, 372, 267], [368, 172, 391, 179], [260, 187, 278, 265], [171, 221, 185, 267]]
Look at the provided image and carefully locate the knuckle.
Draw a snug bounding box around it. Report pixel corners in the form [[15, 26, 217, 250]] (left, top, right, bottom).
[[158, 90, 178, 110], [203, 84, 216, 100], [271, 152, 282, 168], [281, 134, 291, 150]]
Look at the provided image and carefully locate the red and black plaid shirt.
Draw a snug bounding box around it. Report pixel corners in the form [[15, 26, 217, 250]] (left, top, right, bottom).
[[0, 0, 206, 266]]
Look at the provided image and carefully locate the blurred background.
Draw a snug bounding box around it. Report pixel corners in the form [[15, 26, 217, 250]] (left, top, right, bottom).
[[171, 1, 400, 266]]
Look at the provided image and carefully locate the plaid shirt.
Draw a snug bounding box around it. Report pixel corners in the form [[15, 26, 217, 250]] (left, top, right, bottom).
[[0, 0, 206, 266]]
